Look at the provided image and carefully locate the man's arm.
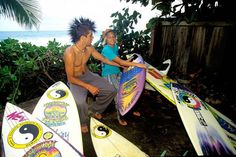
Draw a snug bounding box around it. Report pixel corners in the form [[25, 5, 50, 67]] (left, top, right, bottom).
[[89, 47, 121, 67], [113, 56, 146, 69]]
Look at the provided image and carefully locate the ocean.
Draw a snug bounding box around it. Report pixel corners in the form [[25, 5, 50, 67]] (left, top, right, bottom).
[[0, 30, 102, 46]]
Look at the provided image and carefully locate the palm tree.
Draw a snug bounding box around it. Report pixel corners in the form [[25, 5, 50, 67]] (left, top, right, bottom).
[[0, 0, 42, 30]]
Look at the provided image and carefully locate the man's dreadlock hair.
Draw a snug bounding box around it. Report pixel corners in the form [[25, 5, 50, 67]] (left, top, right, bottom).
[[69, 17, 96, 43]]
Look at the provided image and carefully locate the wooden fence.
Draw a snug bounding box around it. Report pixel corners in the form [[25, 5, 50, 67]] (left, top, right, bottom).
[[149, 21, 236, 75]]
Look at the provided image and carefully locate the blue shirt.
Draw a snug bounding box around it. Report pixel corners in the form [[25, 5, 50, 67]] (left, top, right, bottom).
[[101, 44, 121, 76]]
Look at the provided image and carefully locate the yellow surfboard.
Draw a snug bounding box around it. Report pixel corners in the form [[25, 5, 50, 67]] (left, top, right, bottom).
[[90, 117, 149, 157], [145, 61, 176, 104]]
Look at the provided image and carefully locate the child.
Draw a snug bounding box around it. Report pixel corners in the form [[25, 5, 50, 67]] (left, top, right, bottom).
[[101, 29, 146, 125]]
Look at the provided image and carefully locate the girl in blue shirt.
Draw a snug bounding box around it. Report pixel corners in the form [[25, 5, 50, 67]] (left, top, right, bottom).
[[101, 29, 146, 125]]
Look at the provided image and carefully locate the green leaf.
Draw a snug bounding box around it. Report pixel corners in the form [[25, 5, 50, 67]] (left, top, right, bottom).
[[0, 0, 42, 29]]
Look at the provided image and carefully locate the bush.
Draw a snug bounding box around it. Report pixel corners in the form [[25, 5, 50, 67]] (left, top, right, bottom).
[[0, 38, 68, 108]]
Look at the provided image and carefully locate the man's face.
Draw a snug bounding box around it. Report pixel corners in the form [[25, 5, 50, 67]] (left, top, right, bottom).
[[84, 31, 94, 46]]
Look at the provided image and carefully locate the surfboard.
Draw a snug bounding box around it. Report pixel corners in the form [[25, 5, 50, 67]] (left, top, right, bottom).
[[145, 62, 236, 149], [90, 117, 149, 157], [171, 82, 236, 155], [145, 59, 171, 91], [32, 81, 83, 153], [1, 102, 84, 157], [117, 53, 146, 116], [206, 104, 236, 148], [157, 59, 171, 76], [145, 61, 177, 104]]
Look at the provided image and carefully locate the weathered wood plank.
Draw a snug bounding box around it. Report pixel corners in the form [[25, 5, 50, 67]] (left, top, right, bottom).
[[150, 21, 236, 74]]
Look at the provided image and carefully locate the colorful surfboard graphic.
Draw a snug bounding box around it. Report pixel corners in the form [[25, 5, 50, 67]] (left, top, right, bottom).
[[206, 105, 236, 148], [117, 53, 146, 116], [1, 102, 84, 157], [171, 83, 236, 155], [145, 62, 176, 104], [32, 81, 84, 154]]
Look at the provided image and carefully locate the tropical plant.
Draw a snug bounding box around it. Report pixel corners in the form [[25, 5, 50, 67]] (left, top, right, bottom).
[[0, 0, 42, 29], [0, 38, 67, 108], [94, 8, 151, 60], [121, 0, 235, 23]]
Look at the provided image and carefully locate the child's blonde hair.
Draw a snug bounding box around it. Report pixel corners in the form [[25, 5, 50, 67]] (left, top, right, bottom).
[[102, 29, 114, 45]]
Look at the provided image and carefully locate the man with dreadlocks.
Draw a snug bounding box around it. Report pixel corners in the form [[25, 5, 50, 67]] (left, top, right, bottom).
[[64, 17, 120, 133]]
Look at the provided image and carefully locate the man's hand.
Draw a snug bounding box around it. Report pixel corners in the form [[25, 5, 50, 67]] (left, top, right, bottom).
[[87, 84, 100, 96]]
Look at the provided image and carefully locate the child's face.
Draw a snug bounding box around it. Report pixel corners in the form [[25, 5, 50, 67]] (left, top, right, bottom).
[[106, 32, 116, 46]]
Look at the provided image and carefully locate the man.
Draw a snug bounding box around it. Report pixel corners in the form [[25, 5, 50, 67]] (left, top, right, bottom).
[[64, 17, 119, 133]]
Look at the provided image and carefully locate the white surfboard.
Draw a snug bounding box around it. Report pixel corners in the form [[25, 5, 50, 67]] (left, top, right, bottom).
[[145, 59, 171, 91], [145, 61, 177, 104], [145, 62, 236, 149], [32, 81, 83, 153], [1, 102, 84, 157], [171, 83, 236, 155], [90, 117, 149, 157]]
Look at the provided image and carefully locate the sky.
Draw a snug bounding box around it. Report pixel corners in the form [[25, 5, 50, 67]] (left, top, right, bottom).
[[0, 0, 161, 31]]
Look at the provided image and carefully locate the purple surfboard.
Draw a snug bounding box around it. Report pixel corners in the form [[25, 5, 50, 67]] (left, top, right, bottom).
[[117, 53, 146, 116]]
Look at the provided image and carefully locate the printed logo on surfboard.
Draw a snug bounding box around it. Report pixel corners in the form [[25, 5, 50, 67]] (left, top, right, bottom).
[[148, 68, 173, 89], [174, 87, 208, 126], [23, 140, 62, 157], [197, 125, 235, 155], [121, 77, 137, 96], [177, 91, 201, 109], [46, 89, 68, 100], [43, 101, 69, 127], [8, 121, 43, 149], [92, 125, 112, 139], [148, 68, 162, 79]]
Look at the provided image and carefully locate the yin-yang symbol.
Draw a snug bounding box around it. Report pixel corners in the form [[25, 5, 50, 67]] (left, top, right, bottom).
[[92, 125, 111, 139], [47, 89, 68, 100], [8, 121, 43, 149], [179, 92, 201, 109]]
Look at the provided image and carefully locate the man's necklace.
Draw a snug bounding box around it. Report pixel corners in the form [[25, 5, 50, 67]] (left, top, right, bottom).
[[74, 44, 86, 55]]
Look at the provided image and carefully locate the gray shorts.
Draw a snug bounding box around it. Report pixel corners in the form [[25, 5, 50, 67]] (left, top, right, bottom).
[[69, 70, 116, 125]]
